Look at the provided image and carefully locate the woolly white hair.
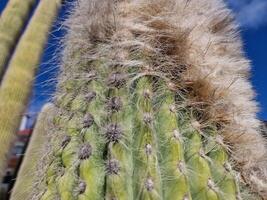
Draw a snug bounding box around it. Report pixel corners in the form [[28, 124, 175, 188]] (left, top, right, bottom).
[[58, 0, 267, 198]]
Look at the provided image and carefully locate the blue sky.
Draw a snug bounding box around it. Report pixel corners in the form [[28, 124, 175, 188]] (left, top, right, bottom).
[[226, 0, 267, 120], [0, 0, 267, 120]]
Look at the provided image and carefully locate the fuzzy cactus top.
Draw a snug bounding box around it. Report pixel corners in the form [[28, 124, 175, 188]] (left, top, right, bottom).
[[32, 0, 267, 199]]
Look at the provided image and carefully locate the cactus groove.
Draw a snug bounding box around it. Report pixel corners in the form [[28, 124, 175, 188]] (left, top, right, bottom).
[[32, 0, 266, 199]]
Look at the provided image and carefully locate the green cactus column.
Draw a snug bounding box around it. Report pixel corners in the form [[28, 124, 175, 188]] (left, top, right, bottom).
[[204, 130, 239, 200], [182, 119, 219, 200], [0, 0, 61, 178], [132, 76, 163, 200], [0, 0, 36, 78], [155, 85, 191, 200], [104, 64, 134, 200], [40, 52, 135, 200], [10, 103, 55, 200], [40, 60, 107, 200], [34, 0, 266, 199]]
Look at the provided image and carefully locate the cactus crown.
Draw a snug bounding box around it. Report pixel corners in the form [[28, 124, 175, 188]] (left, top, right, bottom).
[[33, 0, 267, 200]]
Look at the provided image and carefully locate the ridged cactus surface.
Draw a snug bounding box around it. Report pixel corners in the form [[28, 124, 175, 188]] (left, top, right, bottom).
[[33, 0, 267, 200], [10, 103, 55, 200], [0, 0, 61, 178], [0, 0, 36, 78], [39, 68, 240, 200]]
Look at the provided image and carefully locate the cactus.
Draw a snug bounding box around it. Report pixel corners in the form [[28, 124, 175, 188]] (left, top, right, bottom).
[[0, 0, 61, 178], [32, 0, 267, 200], [0, 0, 36, 78], [10, 103, 55, 200]]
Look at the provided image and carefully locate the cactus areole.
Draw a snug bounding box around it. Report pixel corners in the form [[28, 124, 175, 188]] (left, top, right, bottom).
[[34, 0, 267, 200]]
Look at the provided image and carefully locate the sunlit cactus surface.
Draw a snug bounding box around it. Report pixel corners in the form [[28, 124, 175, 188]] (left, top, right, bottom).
[[23, 0, 267, 200]]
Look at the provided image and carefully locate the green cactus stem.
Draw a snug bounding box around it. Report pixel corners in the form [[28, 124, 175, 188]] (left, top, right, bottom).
[[155, 85, 191, 200], [40, 60, 107, 200], [104, 69, 134, 200], [32, 0, 267, 199], [183, 119, 219, 200], [10, 103, 55, 200], [0, 0, 61, 178], [132, 76, 162, 200], [0, 0, 36, 78], [204, 130, 239, 200]]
